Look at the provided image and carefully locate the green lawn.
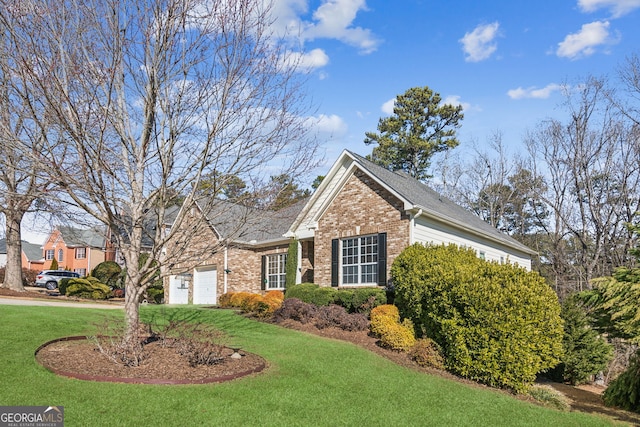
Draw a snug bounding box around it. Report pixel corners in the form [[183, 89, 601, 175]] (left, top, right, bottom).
[[0, 304, 627, 426]]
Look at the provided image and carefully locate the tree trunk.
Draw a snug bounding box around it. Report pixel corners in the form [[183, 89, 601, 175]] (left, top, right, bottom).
[[2, 210, 25, 291]]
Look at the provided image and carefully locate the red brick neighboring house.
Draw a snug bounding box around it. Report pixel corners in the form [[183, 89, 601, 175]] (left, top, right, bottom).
[[41, 226, 116, 276], [165, 150, 535, 305]]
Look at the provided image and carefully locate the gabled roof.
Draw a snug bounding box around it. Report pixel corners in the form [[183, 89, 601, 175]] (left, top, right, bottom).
[[21, 241, 44, 262], [0, 239, 45, 261], [289, 150, 535, 255], [58, 226, 107, 248], [198, 198, 307, 246]]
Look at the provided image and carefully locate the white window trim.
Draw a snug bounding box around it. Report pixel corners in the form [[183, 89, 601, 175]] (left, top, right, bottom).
[[340, 234, 379, 286], [45, 249, 54, 260], [265, 253, 287, 290], [75, 247, 87, 259]]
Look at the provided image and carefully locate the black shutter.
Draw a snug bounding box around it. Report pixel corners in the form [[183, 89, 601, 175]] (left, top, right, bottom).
[[377, 233, 387, 287], [331, 238, 339, 287], [261, 255, 266, 290]]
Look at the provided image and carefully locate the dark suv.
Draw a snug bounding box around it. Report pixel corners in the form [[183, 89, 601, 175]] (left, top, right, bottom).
[[35, 270, 81, 290]]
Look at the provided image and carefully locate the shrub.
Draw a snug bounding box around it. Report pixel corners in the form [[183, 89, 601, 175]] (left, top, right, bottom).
[[392, 243, 563, 393], [58, 278, 73, 295], [313, 305, 369, 331], [603, 351, 640, 412], [65, 278, 112, 299], [218, 292, 235, 308], [285, 283, 337, 306], [22, 268, 39, 286], [146, 286, 164, 304], [370, 304, 401, 336], [91, 261, 123, 289], [333, 288, 386, 314], [272, 298, 317, 324], [369, 304, 416, 351], [409, 338, 445, 369], [229, 292, 253, 308], [549, 294, 613, 385]]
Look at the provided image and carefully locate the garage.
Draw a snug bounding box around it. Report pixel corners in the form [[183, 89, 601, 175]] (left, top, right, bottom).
[[193, 266, 217, 304], [168, 274, 189, 304]]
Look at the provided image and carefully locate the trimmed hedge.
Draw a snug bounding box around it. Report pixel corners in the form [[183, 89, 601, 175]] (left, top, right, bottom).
[[65, 278, 112, 300], [391, 243, 563, 393], [285, 283, 386, 314], [219, 291, 284, 318]]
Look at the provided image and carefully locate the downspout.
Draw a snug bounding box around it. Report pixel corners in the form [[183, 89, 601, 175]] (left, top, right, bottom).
[[87, 246, 91, 275]]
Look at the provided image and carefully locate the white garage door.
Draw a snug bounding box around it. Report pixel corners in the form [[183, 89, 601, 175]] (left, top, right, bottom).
[[193, 266, 217, 304], [168, 275, 189, 304]]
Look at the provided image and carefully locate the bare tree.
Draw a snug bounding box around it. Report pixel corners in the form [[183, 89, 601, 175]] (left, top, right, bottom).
[[0, 12, 58, 291], [1, 0, 317, 352], [525, 78, 640, 295]]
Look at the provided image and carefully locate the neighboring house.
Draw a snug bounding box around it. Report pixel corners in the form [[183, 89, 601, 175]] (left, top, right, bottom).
[[41, 226, 115, 276], [22, 241, 45, 271], [0, 239, 5, 268], [0, 239, 45, 270], [165, 150, 535, 305]]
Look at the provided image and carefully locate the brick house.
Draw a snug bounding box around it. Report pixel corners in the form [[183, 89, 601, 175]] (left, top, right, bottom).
[[41, 226, 116, 276], [164, 150, 535, 304]]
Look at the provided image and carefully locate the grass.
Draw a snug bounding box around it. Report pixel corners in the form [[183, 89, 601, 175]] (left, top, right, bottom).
[[0, 304, 628, 426]]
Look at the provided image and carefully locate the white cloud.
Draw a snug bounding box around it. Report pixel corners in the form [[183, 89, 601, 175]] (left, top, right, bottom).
[[271, 0, 380, 54], [301, 0, 380, 54], [556, 21, 618, 59], [381, 98, 395, 115], [578, 0, 640, 18], [308, 114, 348, 135], [507, 83, 563, 99], [460, 22, 501, 62], [287, 48, 331, 71], [442, 95, 471, 111]]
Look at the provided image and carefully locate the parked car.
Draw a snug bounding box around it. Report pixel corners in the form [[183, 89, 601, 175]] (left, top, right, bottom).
[[35, 270, 81, 290]]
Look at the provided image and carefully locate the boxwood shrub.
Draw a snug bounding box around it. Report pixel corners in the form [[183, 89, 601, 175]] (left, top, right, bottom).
[[285, 283, 386, 314], [391, 243, 563, 393]]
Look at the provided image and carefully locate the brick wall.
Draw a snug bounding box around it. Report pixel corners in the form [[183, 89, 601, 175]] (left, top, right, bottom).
[[314, 169, 410, 286]]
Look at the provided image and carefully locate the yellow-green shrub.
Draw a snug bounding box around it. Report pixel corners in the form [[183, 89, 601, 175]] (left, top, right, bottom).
[[391, 243, 563, 393], [370, 304, 416, 351], [370, 304, 400, 336], [65, 278, 111, 300]]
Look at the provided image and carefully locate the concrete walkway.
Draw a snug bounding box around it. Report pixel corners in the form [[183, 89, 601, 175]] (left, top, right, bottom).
[[0, 296, 123, 310]]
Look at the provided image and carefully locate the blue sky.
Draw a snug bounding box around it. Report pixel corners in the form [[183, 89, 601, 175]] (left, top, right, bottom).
[[16, 0, 640, 244], [276, 0, 640, 173]]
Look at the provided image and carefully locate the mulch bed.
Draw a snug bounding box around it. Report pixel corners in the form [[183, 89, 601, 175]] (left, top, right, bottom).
[[36, 336, 266, 384]]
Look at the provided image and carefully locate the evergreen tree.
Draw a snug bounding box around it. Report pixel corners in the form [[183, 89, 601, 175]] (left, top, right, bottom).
[[365, 86, 463, 181]]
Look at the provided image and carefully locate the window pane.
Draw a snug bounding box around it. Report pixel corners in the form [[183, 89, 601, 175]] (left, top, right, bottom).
[[341, 235, 379, 285]]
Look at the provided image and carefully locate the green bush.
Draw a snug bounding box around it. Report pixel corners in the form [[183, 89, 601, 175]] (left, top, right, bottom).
[[65, 278, 111, 300], [286, 283, 386, 314], [603, 351, 640, 413], [91, 261, 123, 289], [549, 294, 613, 385], [334, 288, 386, 314], [285, 283, 336, 306], [58, 278, 73, 295], [146, 286, 164, 304], [392, 243, 563, 393]]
